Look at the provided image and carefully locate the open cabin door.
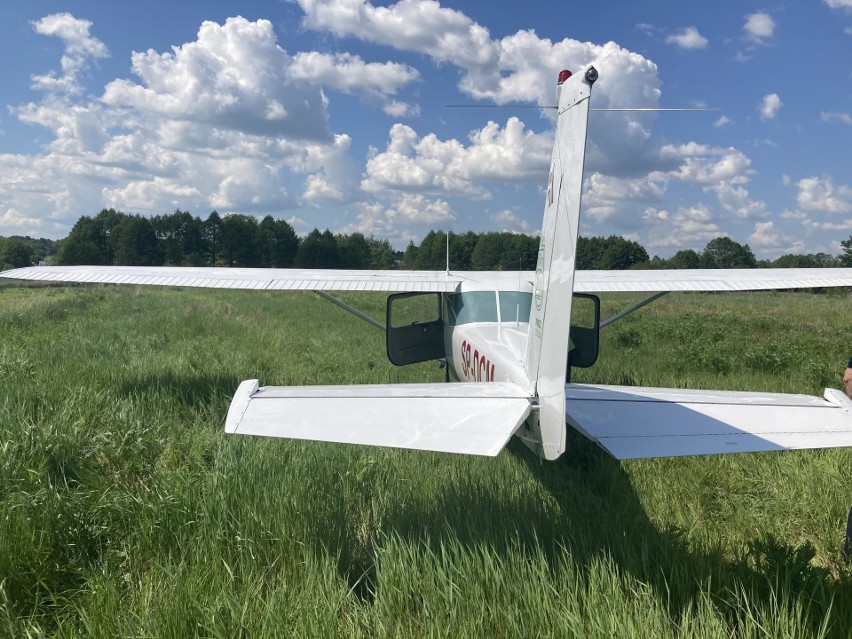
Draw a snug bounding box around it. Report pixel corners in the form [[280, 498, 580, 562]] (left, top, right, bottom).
[[386, 292, 446, 366]]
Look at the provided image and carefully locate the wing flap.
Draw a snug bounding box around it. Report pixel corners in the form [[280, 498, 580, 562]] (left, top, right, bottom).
[[566, 384, 852, 459], [226, 380, 532, 456]]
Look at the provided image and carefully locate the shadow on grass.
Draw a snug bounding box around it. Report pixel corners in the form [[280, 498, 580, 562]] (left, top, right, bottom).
[[118, 370, 242, 409], [336, 431, 851, 636]]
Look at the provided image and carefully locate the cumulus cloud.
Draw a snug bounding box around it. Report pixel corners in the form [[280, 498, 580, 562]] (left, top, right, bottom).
[[758, 93, 782, 120], [361, 118, 551, 197], [489, 209, 530, 233], [825, 0, 852, 9], [661, 143, 753, 185], [643, 203, 724, 250], [583, 173, 666, 226], [796, 176, 852, 214], [665, 27, 709, 50], [30, 13, 109, 94], [102, 18, 331, 141], [296, 0, 663, 178], [288, 51, 419, 116], [744, 12, 775, 44], [713, 115, 733, 128]]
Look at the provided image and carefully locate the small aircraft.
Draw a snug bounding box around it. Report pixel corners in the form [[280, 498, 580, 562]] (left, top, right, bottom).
[[4, 66, 852, 462]]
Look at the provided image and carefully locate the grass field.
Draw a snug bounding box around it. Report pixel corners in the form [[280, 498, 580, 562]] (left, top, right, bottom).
[[1, 282, 850, 638]]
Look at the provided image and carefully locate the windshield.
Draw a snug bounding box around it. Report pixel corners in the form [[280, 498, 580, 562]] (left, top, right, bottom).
[[447, 291, 532, 326]]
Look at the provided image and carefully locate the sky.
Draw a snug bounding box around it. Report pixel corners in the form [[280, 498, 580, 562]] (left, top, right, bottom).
[[0, 0, 850, 258]]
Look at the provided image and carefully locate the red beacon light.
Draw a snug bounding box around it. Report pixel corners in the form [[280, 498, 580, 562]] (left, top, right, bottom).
[[556, 69, 572, 105]]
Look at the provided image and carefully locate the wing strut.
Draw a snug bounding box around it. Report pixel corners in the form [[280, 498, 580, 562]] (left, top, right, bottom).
[[599, 291, 669, 328], [314, 290, 385, 331]]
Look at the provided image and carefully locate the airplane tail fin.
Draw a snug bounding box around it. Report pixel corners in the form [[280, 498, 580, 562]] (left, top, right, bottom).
[[523, 67, 596, 460]]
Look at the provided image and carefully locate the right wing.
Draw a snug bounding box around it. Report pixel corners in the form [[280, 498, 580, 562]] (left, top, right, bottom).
[[226, 380, 533, 456], [565, 384, 852, 460], [574, 268, 852, 292]]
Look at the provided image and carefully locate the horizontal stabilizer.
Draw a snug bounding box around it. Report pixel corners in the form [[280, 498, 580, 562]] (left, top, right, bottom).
[[226, 380, 532, 456], [566, 384, 852, 460]]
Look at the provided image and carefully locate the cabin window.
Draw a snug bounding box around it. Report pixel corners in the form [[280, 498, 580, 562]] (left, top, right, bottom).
[[446, 291, 532, 326], [446, 292, 498, 326], [498, 291, 532, 324]]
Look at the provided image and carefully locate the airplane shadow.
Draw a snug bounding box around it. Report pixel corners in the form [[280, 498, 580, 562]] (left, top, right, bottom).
[[347, 431, 849, 636], [110, 371, 848, 634]]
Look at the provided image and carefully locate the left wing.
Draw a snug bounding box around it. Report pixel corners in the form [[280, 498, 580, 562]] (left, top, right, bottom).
[[0, 265, 532, 293], [565, 384, 852, 459]]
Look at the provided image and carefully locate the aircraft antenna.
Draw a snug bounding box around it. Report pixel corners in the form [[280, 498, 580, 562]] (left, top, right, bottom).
[[446, 230, 450, 275]]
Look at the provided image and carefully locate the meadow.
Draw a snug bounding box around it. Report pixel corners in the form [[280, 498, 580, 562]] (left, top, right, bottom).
[[0, 282, 850, 638]]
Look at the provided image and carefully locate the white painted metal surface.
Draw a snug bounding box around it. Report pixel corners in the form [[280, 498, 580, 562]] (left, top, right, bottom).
[[574, 268, 852, 292], [5, 265, 852, 295], [226, 380, 532, 456], [565, 384, 852, 459], [524, 68, 593, 460]]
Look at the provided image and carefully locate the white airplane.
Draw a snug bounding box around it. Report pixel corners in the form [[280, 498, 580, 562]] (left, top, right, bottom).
[[4, 66, 852, 462]]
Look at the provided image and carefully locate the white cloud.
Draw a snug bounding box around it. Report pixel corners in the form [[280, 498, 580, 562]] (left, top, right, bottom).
[[713, 115, 733, 128], [661, 143, 753, 185], [30, 13, 109, 94], [665, 27, 709, 50], [825, 0, 852, 9], [758, 93, 782, 120], [744, 12, 775, 44], [748, 221, 782, 246], [644, 204, 724, 250], [296, 0, 663, 179], [102, 17, 331, 141], [583, 173, 666, 226], [489, 209, 530, 233], [796, 176, 852, 214], [708, 183, 767, 219], [289, 51, 418, 94], [821, 111, 852, 126], [361, 118, 551, 197]]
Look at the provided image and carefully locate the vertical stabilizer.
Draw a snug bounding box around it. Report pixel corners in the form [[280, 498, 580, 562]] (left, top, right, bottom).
[[524, 67, 596, 460]]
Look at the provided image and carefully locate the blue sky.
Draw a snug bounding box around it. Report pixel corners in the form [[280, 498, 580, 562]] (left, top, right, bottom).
[[1, 0, 850, 258]]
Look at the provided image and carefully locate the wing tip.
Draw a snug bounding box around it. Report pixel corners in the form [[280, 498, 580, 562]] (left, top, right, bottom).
[[225, 379, 260, 433]]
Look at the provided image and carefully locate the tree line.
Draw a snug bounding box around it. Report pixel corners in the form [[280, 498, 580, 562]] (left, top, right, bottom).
[[2, 208, 852, 271]]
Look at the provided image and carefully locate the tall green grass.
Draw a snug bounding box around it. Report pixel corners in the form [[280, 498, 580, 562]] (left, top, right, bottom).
[[1, 284, 850, 637]]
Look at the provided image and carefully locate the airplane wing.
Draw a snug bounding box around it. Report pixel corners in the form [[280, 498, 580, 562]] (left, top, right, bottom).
[[0, 265, 536, 293], [574, 268, 852, 292], [565, 384, 852, 459], [0, 265, 462, 292], [7, 265, 851, 293], [226, 380, 532, 456]]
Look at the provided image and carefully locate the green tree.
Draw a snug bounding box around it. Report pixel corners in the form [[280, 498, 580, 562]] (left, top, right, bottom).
[[204, 212, 223, 266], [366, 237, 396, 270], [839, 236, 852, 267], [257, 216, 299, 268], [597, 236, 649, 270], [56, 216, 111, 265], [402, 241, 418, 269], [667, 248, 700, 269], [699, 237, 757, 269], [413, 231, 448, 270], [295, 229, 340, 268], [112, 215, 162, 265], [336, 232, 371, 269], [221, 214, 260, 267], [0, 238, 34, 268], [152, 210, 206, 266]]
